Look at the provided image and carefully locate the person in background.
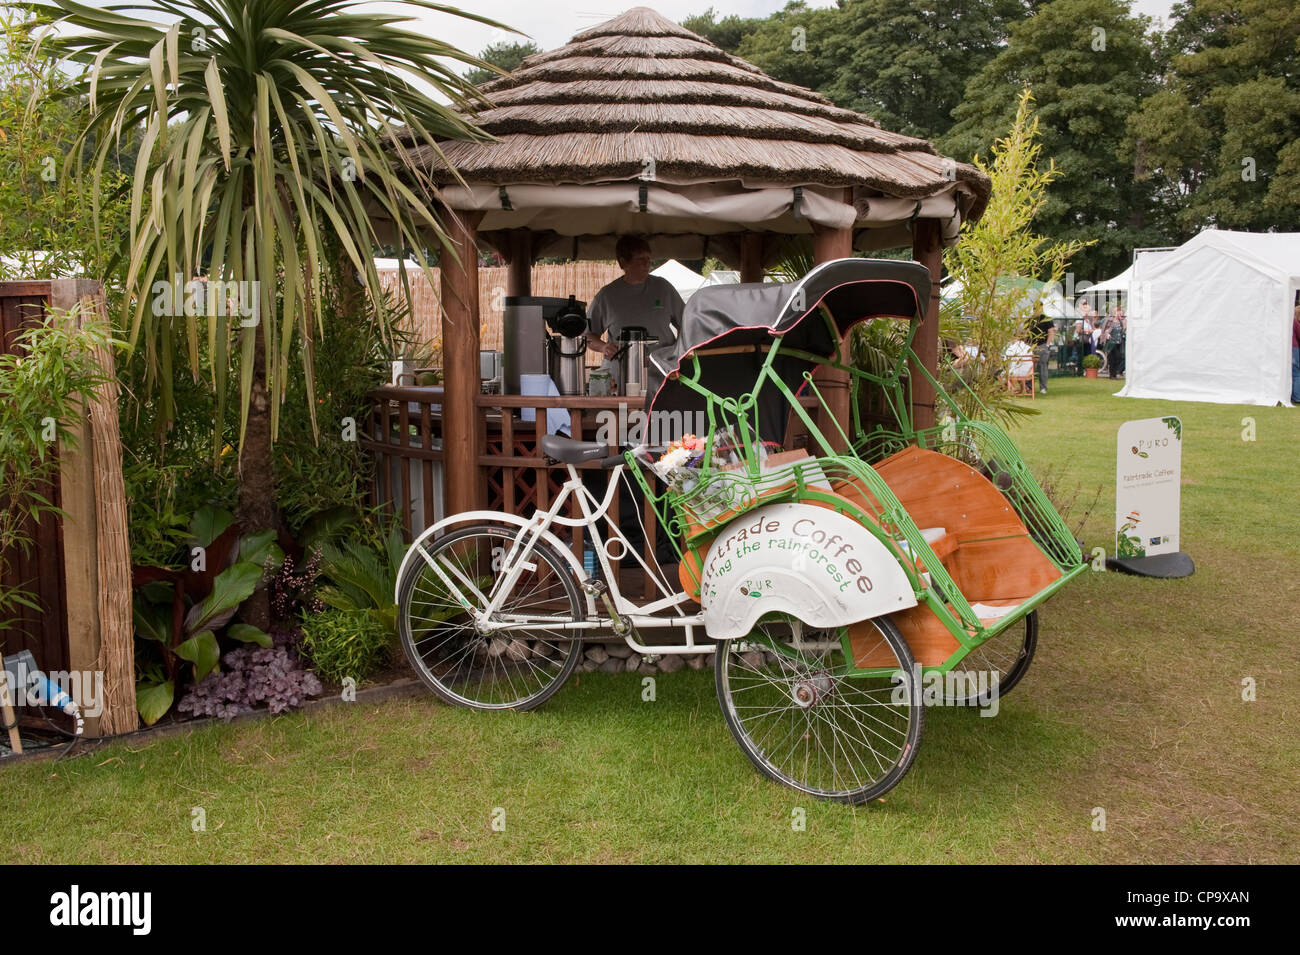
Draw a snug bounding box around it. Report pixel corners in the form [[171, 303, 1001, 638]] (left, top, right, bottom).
[[1026, 307, 1055, 394], [1100, 303, 1126, 379], [586, 234, 684, 394], [1074, 299, 1096, 373], [585, 235, 685, 567], [1292, 304, 1300, 405], [945, 338, 981, 385]]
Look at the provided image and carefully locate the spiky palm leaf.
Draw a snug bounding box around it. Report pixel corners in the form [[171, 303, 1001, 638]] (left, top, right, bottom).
[[30, 0, 505, 450]]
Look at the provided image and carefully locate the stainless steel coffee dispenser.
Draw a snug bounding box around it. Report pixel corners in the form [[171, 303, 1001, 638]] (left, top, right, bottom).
[[617, 326, 658, 398], [546, 296, 588, 396], [503, 296, 581, 393]]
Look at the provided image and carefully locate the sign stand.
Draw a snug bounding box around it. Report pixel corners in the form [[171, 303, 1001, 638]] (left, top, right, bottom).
[[1106, 415, 1195, 578]]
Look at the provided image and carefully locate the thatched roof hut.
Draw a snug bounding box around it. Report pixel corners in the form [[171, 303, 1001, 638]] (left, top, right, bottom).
[[409, 6, 989, 263], [409, 6, 984, 517]]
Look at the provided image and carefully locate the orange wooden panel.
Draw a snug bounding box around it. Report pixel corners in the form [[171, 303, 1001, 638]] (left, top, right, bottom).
[[851, 606, 963, 668], [944, 535, 1061, 602], [874, 446, 1024, 538], [678, 559, 702, 601], [830, 477, 884, 515]]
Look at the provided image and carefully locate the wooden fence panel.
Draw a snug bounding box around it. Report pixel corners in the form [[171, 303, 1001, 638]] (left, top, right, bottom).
[[0, 284, 70, 675]]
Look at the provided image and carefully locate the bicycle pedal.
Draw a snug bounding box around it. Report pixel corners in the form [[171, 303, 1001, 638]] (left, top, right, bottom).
[[582, 578, 608, 596]]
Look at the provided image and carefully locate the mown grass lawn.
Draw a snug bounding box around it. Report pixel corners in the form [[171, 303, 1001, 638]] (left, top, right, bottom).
[[3, 376, 1296, 863]]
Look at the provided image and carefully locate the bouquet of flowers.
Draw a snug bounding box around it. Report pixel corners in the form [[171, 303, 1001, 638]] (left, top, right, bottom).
[[653, 433, 706, 477]]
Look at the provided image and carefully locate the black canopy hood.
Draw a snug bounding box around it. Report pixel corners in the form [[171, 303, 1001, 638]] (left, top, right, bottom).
[[644, 258, 930, 445]]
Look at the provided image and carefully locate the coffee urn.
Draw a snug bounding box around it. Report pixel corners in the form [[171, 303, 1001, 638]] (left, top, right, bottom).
[[545, 296, 588, 396], [617, 326, 659, 398], [503, 295, 583, 393]]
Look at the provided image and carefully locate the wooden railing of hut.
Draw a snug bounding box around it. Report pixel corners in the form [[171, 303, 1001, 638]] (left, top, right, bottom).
[[363, 385, 668, 601]]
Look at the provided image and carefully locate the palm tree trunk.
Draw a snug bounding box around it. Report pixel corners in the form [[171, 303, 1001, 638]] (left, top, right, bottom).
[[237, 326, 275, 629]]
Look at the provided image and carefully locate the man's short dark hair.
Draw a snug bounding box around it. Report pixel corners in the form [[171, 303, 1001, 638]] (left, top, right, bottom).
[[615, 234, 651, 263]]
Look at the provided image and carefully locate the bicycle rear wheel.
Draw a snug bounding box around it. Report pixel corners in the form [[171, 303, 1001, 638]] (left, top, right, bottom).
[[714, 614, 923, 804], [397, 524, 584, 710], [946, 610, 1037, 704]]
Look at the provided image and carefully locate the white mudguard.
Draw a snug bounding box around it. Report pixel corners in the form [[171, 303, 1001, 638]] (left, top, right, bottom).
[[699, 502, 918, 640]]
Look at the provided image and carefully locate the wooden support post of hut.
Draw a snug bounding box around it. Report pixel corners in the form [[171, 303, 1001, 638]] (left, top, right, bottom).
[[439, 209, 485, 517], [812, 205, 855, 451], [911, 217, 944, 432], [505, 228, 533, 298], [739, 233, 765, 284]]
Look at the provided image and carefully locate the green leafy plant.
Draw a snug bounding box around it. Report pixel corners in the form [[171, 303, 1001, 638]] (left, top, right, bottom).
[[299, 608, 393, 684], [273, 270, 423, 537], [315, 524, 407, 635], [942, 89, 1094, 428], [1082, 354, 1102, 369], [0, 304, 113, 627], [0, 7, 131, 283], [33, 0, 507, 635], [131, 504, 283, 724]]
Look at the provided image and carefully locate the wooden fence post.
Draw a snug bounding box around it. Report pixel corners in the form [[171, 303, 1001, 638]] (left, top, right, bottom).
[[49, 280, 136, 736]]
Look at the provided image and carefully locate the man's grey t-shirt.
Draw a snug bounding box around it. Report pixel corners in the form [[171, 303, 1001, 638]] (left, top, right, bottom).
[[587, 275, 684, 393]]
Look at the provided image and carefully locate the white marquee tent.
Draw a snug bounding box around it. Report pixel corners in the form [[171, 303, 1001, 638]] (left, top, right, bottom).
[[1080, 264, 1132, 304], [941, 276, 1079, 319], [651, 258, 707, 300], [1117, 230, 1300, 407]]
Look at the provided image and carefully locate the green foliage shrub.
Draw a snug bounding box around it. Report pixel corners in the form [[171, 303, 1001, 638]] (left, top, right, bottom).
[[299, 608, 393, 685]]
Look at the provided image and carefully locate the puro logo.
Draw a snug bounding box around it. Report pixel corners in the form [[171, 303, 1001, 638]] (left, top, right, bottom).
[[49, 885, 151, 935]]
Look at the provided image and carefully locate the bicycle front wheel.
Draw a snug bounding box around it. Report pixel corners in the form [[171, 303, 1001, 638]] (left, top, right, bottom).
[[397, 524, 584, 711], [714, 614, 923, 804]]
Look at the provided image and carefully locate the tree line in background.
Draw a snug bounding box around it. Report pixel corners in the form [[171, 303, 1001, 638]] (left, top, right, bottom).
[[675, 0, 1299, 279]]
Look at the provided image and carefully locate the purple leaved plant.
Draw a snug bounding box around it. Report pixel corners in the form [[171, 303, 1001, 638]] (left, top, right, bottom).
[[178, 625, 323, 721]]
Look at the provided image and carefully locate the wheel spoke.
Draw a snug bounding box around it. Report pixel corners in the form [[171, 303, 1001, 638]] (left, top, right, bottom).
[[947, 613, 1037, 703]]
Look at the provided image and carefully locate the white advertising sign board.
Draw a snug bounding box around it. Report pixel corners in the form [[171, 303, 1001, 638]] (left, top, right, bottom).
[[1115, 416, 1183, 559]]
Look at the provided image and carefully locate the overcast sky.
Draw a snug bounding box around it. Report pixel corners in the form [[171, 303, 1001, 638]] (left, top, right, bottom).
[[367, 0, 1179, 63]]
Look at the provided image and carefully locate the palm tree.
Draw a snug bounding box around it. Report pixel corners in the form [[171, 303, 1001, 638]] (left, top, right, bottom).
[[32, 0, 504, 624]]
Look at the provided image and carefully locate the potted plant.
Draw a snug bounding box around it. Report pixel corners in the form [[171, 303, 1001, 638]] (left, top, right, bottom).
[[1082, 353, 1102, 378]]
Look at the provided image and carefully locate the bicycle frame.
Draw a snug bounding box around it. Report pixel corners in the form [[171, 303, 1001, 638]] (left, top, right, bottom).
[[417, 461, 723, 656]]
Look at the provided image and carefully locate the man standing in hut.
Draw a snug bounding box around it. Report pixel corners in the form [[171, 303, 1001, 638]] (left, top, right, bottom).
[[587, 235, 684, 395]]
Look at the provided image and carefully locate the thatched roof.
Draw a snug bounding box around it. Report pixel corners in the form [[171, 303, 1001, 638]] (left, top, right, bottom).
[[404, 7, 988, 259]]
